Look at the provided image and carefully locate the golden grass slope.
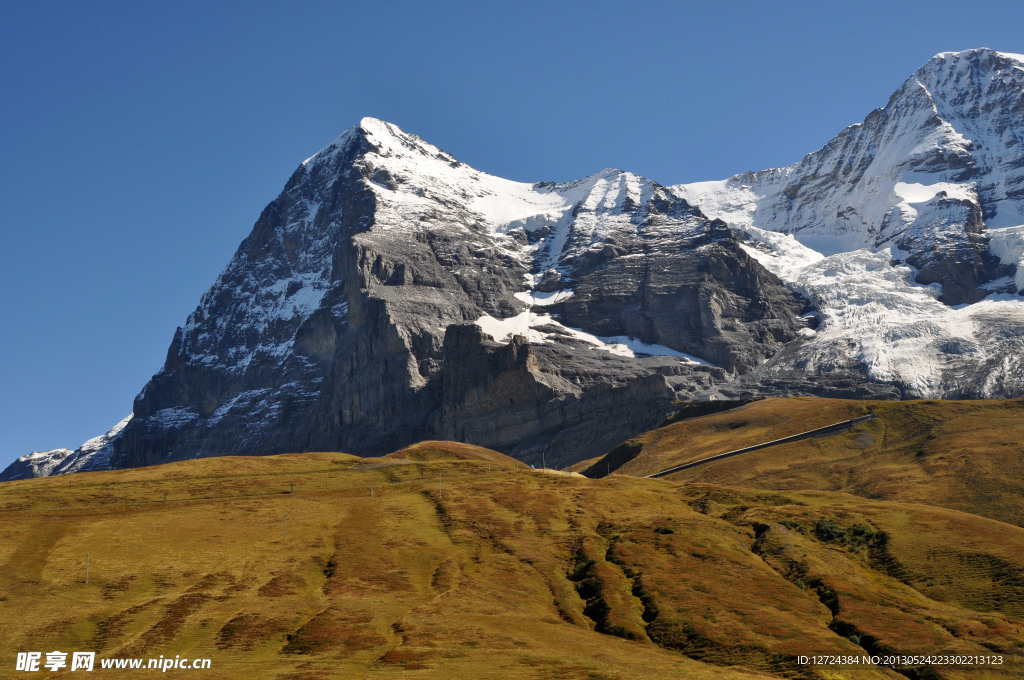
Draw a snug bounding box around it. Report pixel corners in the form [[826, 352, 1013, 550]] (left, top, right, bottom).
[[384, 441, 527, 466], [595, 397, 1024, 527], [0, 439, 1022, 679]]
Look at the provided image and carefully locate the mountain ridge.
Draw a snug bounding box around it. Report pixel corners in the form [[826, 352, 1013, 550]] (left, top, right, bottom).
[[6, 48, 1024, 480]]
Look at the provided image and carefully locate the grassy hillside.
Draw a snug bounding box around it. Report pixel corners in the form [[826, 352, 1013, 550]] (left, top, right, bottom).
[[590, 397, 1024, 527], [1, 438, 1022, 679], [384, 441, 528, 466]]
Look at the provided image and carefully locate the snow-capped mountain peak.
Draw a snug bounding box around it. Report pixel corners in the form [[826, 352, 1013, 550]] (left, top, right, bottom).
[[673, 48, 1024, 400], [674, 48, 1024, 297], [1, 416, 131, 482], [8, 48, 1024, 483]]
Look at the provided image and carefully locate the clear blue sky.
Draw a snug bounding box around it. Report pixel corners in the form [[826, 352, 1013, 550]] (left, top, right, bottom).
[[2, 0, 1021, 468]]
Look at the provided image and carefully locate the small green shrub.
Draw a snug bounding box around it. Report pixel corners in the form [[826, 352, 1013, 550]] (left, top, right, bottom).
[[814, 517, 848, 544]]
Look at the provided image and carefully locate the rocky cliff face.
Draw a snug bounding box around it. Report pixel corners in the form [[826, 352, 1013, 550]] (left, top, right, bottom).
[[105, 118, 803, 471], [7, 48, 1024, 479]]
